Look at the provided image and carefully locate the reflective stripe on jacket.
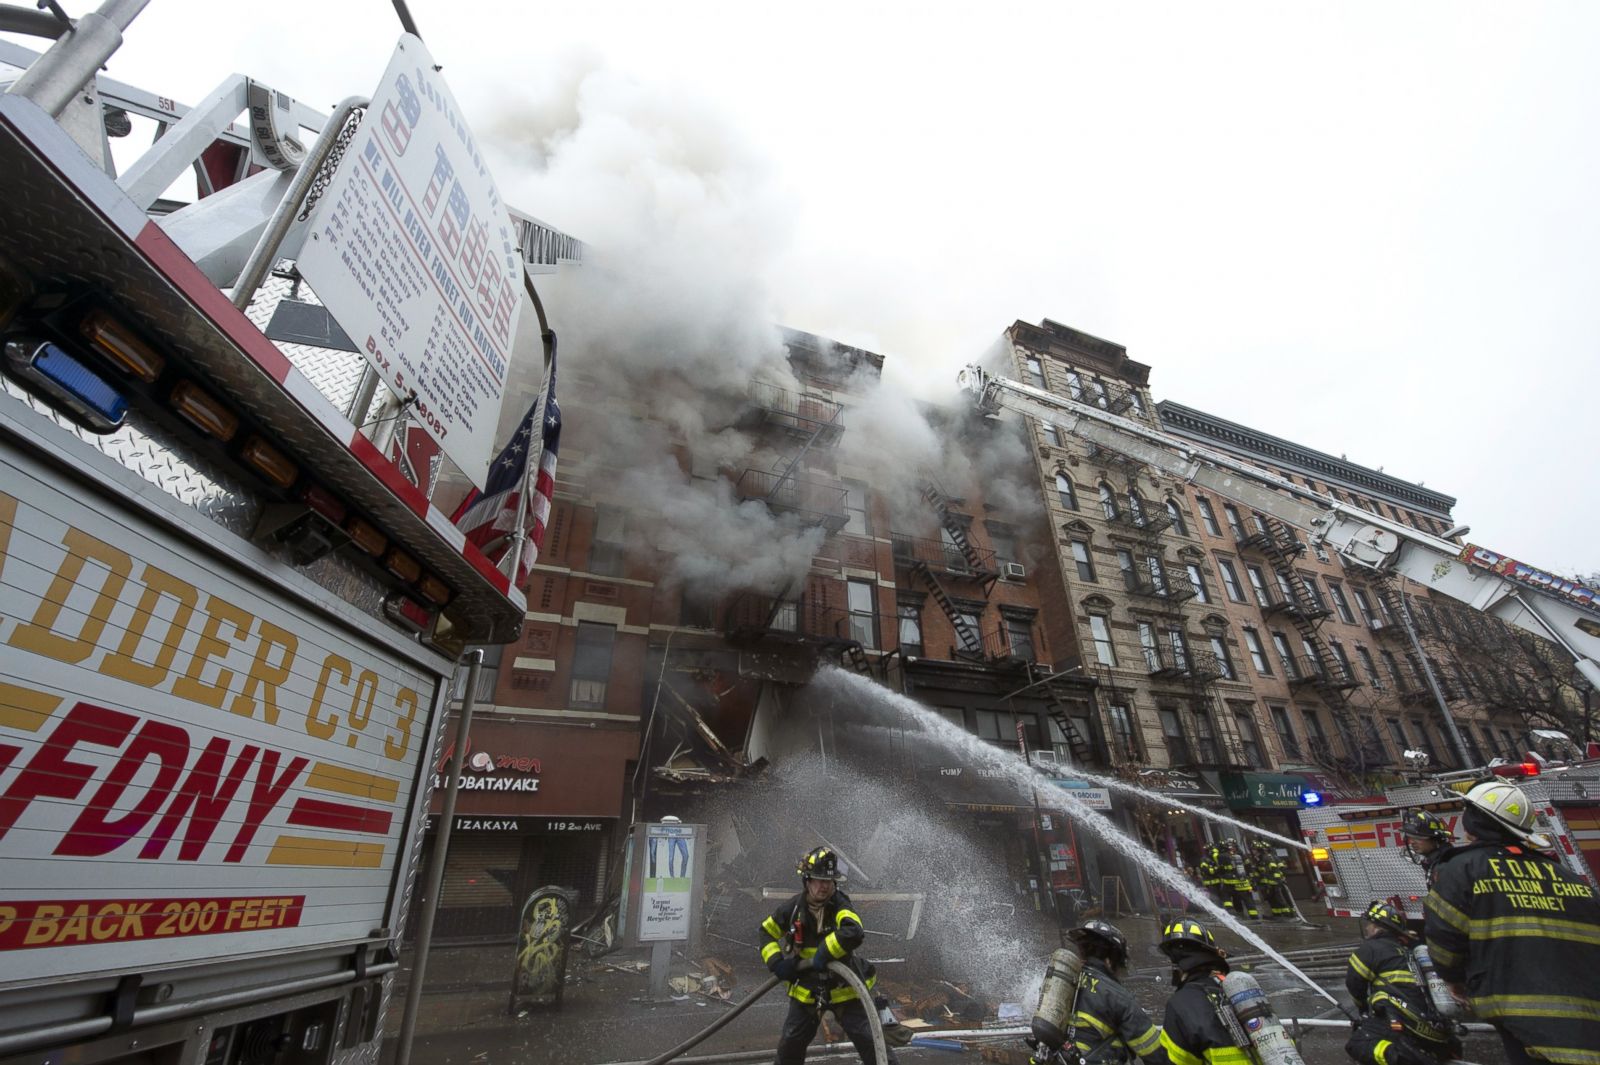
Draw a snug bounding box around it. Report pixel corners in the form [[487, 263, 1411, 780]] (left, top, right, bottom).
[[1067, 960, 1168, 1064], [1344, 935, 1451, 1046], [1424, 840, 1600, 1065], [757, 891, 877, 1004], [1158, 972, 1258, 1065]]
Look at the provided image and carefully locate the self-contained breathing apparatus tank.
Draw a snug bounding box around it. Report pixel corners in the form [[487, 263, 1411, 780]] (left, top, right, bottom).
[[1030, 948, 1085, 1058], [1219, 971, 1307, 1065], [1408, 944, 1467, 1020]]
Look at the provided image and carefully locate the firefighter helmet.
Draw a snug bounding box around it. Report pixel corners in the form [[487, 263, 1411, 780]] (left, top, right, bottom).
[[1401, 809, 1452, 844], [797, 846, 846, 882], [1067, 919, 1130, 969], [1158, 920, 1223, 961], [1462, 781, 1539, 841], [1363, 900, 1408, 937]]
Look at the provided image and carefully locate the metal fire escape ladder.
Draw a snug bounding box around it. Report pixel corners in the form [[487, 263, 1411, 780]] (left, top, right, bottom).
[[912, 480, 991, 656], [1034, 667, 1096, 767], [920, 482, 990, 574], [765, 401, 845, 506], [911, 559, 984, 658]]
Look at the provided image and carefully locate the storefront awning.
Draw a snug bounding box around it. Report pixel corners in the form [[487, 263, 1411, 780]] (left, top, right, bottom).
[[1285, 771, 1385, 805]]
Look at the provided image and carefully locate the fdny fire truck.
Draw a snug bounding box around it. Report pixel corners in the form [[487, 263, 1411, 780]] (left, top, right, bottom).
[[1298, 759, 1600, 921], [0, 5, 570, 1064]]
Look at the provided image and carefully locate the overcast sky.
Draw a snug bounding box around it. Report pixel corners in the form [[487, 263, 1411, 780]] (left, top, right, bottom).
[[14, 1, 1597, 575]]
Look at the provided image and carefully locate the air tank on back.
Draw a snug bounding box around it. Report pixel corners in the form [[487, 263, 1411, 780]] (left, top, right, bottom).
[[1030, 948, 1085, 1051]]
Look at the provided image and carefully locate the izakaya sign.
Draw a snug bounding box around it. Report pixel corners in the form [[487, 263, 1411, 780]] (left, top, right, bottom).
[[299, 34, 523, 488]]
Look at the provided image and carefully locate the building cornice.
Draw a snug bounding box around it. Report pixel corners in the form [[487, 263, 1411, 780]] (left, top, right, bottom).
[[1155, 401, 1457, 516]]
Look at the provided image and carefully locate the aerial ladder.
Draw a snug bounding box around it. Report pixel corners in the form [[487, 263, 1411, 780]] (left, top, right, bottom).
[[956, 365, 1600, 716]]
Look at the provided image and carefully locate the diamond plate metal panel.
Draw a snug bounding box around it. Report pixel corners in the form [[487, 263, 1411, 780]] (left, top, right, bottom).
[[245, 270, 374, 418]]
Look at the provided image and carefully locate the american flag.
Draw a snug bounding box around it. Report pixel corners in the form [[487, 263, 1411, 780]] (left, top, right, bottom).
[[451, 350, 559, 587]]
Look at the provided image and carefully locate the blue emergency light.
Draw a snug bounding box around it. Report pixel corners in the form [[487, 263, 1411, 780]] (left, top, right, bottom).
[[1301, 790, 1323, 807], [4, 339, 126, 433]]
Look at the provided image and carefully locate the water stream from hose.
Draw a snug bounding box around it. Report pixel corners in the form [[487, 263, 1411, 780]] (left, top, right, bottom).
[[814, 667, 1341, 1008]]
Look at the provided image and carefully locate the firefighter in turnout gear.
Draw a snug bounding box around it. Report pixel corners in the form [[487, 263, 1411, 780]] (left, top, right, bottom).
[[1246, 840, 1293, 920], [1400, 810, 1452, 876], [1216, 841, 1258, 919], [1156, 921, 1258, 1065], [1058, 920, 1169, 1065], [1197, 845, 1228, 908], [760, 847, 895, 1065], [1344, 900, 1459, 1065], [1424, 780, 1600, 1065]]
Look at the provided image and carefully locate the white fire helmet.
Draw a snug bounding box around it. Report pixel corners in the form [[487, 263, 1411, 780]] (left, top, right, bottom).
[[1463, 780, 1550, 847]]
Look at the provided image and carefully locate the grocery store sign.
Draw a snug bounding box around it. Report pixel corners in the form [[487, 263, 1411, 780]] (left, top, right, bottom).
[[299, 34, 522, 488]]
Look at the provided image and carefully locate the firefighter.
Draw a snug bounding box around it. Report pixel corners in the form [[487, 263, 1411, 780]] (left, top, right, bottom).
[[1344, 900, 1458, 1065], [1247, 840, 1293, 920], [1197, 844, 1228, 909], [759, 846, 895, 1065], [1156, 920, 1258, 1065], [1424, 780, 1600, 1065], [1399, 810, 1451, 876], [1219, 840, 1259, 919], [1058, 919, 1169, 1064]]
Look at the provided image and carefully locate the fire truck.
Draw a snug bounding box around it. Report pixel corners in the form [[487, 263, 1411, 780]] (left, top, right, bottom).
[[0, 6, 560, 1064], [1297, 758, 1600, 920]]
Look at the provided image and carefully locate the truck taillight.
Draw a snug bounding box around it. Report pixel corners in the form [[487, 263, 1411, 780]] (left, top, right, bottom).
[[1311, 847, 1330, 862], [170, 380, 239, 440], [382, 547, 421, 583], [3, 338, 127, 433], [1492, 761, 1541, 778], [241, 435, 298, 489], [383, 592, 433, 634], [78, 308, 165, 382], [298, 482, 347, 523], [344, 515, 388, 557], [416, 572, 452, 606]]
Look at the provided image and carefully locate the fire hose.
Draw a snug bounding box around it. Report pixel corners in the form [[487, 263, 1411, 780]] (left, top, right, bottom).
[[636, 962, 886, 1065]]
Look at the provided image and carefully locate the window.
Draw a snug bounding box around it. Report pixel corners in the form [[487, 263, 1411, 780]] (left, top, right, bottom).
[[1303, 709, 1330, 748], [1243, 628, 1272, 676], [1129, 390, 1147, 416], [1327, 581, 1355, 624], [1328, 487, 1345, 503], [1223, 504, 1246, 539], [1500, 728, 1520, 758], [956, 610, 983, 653], [1146, 555, 1169, 595], [1191, 707, 1219, 763], [1380, 649, 1405, 688], [1127, 490, 1147, 526], [1042, 422, 1062, 447], [1355, 645, 1382, 687], [589, 505, 627, 576], [1139, 621, 1161, 670], [771, 598, 799, 632], [1300, 574, 1327, 610], [1387, 718, 1409, 754], [1116, 548, 1136, 587], [1005, 614, 1036, 661], [1065, 370, 1085, 401], [1088, 614, 1117, 666], [1025, 356, 1046, 389], [989, 525, 1019, 568], [848, 580, 878, 648], [1269, 705, 1300, 759], [1099, 483, 1119, 521], [1056, 472, 1078, 510], [1186, 563, 1211, 603], [1209, 636, 1237, 680], [1168, 627, 1190, 671], [1159, 708, 1191, 765], [843, 480, 870, 536], [1353, 587, 1378, 627], [1275, 569, 1297, 604], [1328, 639, 1354, 680], [1271, 631, 1297, 678], [1301, 636, 1321, 674], [1196, 497, 1222, 537], [1412, 720, 1439, 764], [1071, 541, 1096, 582], [897, 601, 923, 656], [1406, 652, 1428, 689], [1217, 559, 1245, 602], [976, 709, 1042, 751], [1234, 707, 1265, 768], [1463, 725, 1485, 767], [1246, 564, 1272, 607], [1166, 499, 1188, 535], [1090, 378, 1110, 408], [570, 622, 616, 708], [1107, 702, 1138, 758]]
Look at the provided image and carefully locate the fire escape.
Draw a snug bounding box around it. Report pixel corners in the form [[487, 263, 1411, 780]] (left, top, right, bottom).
[[892, 481, 999, 660], [1240, 516, 1367, 773], [723, 384, 865, 670]]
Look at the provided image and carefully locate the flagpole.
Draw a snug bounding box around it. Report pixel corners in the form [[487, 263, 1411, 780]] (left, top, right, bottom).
[[505, 270, 557, 586]]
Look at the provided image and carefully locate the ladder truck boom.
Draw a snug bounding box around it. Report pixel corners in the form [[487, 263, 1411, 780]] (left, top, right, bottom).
[[957, 365, 1600, 692]]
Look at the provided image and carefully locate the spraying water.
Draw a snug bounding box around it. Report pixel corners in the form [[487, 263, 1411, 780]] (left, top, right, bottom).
[[1045, 763, 1310, 853], [814, 667, 1341, 1009]]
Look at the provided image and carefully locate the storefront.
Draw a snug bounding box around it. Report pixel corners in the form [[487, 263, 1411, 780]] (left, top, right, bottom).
[[1129, 768, 1226, 911], [419, 720, 636, 941], [1219, 771, 1314, 896]]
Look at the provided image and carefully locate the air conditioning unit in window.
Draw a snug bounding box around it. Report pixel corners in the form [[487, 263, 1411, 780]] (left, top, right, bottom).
[[1002, 562, 1027, 581]]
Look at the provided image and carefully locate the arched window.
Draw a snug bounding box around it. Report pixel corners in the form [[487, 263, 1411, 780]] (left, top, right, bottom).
[[1099, 483, 1119, 521], [1165, 498, 1188, 535], [1056, 472, 1078, 511], [1127, 490, 1147, 527]]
